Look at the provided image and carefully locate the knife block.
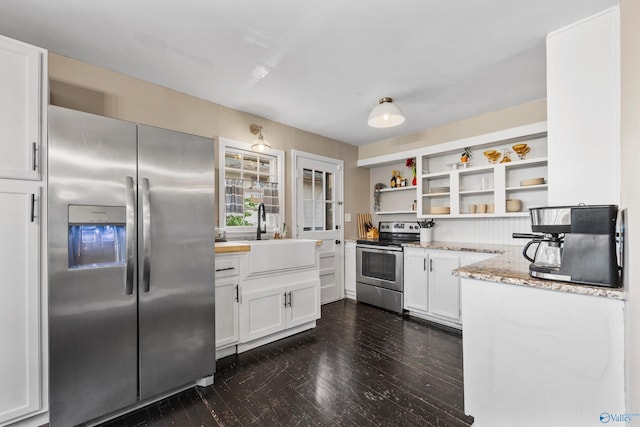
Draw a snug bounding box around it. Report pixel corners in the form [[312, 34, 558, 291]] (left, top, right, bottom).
[[366, 228, 379, 240]]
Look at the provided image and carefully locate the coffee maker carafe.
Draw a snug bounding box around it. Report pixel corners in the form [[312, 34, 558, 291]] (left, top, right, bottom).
[[522, 235, 563, 269], [513, 205, 621, 288]]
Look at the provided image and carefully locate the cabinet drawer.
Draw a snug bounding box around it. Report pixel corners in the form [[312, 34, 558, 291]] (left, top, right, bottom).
[[215, 257, 239, 278]]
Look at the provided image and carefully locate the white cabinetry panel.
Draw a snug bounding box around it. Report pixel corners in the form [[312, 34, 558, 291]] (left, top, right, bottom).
[[0, 35, 43, 181], [428, 254, 460, 322], [344, 241, 356, 300], [241, 286, 287, 343], [462, 278, 625, 426], [287, 280, 321, 328], [215, 276, 239, 349], [547, 7, 620, 205], [403, 249, 429, 313], [0, 181, 41, 424]]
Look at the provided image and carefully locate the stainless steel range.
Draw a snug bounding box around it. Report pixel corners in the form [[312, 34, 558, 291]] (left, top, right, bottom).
[[356, 221, 421, 314]]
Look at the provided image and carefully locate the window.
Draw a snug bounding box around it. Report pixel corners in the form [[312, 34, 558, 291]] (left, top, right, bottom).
[[219, 138, 284, 235], [303, 168, 334, 231]]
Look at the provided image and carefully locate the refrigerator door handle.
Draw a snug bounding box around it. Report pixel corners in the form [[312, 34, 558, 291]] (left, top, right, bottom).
[[141, 177, 152, 293], [125, 176, 136, 295]]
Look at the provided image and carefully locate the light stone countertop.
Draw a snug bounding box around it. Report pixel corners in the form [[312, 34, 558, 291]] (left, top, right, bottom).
[[400, 240, 625, 300], [403, 241, 509, 254]]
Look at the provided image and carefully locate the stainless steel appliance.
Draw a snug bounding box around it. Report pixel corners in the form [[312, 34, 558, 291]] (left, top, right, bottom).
[[48, 106, 216, 427], [513, 205, 621, 287], [356, 221, 420, 313]]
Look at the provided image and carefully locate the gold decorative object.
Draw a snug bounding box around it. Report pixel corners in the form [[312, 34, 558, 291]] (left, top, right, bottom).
[[483, 149, 501, 164], [512, 143, 531, 160], [500, 149, 512, 163]]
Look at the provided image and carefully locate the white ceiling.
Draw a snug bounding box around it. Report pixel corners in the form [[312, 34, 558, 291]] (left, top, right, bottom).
[[0, 0, 618, 146]]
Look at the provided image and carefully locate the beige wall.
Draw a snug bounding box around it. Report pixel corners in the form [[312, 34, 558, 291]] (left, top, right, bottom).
[[358, 99, 547, 160], [620, 0, 640, 412], [48, 53, 370, 239]]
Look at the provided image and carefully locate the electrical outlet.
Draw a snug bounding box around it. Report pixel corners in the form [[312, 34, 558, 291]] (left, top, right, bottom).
[[345, 213, 351, 222]]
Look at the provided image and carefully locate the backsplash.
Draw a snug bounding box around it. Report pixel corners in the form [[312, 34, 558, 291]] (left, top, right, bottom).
[[427, 216, 531, 245], [370, 213, 531, 246]]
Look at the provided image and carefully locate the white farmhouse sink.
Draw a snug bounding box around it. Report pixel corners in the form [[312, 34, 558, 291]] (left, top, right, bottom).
[[239, 239, 318, 275]]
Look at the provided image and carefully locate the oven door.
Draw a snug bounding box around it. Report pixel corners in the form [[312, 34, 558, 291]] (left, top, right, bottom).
[[356, 244, 403, 291]]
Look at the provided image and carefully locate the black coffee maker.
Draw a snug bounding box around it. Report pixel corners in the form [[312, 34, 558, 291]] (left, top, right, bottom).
[[513, 205, 621, 288]]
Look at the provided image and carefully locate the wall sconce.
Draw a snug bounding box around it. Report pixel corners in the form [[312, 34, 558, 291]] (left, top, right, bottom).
[[249, 124, 271, 152], [367, 97, 405, 128]]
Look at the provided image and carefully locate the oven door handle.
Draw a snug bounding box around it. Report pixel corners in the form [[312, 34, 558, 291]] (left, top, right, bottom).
[[357, 244, 403, 252]]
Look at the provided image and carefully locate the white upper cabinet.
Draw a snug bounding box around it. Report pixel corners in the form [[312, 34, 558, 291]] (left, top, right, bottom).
[[0, 35, 45, 181], [546, 6, 620, 206]]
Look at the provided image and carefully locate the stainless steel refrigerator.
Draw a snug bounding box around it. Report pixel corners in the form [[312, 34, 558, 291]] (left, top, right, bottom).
[[48, 106, 215, 427]]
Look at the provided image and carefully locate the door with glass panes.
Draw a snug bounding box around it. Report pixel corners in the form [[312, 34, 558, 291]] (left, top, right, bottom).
[[294, 153, 343, 304]]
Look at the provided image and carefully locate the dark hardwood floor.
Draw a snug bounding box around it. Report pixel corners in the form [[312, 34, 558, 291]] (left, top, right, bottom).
[[100, 299, 473, 427]]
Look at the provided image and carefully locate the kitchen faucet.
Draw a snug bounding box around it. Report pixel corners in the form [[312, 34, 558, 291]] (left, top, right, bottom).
[[256, 202, 266, 240]]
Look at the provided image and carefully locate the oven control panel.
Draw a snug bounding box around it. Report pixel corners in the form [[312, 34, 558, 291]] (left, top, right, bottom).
[[379, 221, 421, 234]]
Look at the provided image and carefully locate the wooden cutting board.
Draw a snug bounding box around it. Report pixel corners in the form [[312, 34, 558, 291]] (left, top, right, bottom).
[[357, 213, 372, 239]]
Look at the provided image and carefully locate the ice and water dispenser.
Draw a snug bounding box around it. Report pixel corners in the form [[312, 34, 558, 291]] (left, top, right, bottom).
[[68, 205, 127, 269]]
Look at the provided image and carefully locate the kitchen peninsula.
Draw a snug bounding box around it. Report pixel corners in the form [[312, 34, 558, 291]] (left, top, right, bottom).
[[455, 249, 625, 427]]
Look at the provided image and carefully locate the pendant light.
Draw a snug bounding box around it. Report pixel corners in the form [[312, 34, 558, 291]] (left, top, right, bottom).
[[249, 124, 271, 152], [367, 97, 405, 128]]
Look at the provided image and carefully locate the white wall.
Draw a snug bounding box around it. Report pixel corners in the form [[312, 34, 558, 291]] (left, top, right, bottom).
[[620, 0, 640, 413]]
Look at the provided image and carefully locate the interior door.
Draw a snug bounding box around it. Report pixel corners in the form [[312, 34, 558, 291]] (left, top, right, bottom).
[[294, 153, 343, 304], [137, 125, 215, 400]]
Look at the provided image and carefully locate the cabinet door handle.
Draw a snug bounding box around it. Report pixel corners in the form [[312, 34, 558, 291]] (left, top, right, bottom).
[[283, 292, 288, 307], [32, 142, 37, 171], [423, 258, 426, 271], [429, 259, 433, 272], [30, 194, 36, 222], [215, 267, 235, 272], [235, 285, 239, 302], [288, 291, 292, 307]]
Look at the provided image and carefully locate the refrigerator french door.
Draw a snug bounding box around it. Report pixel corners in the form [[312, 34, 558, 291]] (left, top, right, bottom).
[[48, 106, 215, 427]]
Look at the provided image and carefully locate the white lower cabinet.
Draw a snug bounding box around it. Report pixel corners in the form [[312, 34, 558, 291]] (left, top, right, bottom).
[[215, 243, 321, 356], [404, 247, 496, 329], [287, 280, 321, 327], [214, 254, 242, 358], [404, 248, 430, 314], [0, 180, 42, 425], [240, 280, 320, 343], [427, 253, 461, 323], [215, 276, 240, 349]]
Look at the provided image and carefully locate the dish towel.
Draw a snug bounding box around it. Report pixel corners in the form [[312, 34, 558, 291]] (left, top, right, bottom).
[[225, 178, 244, 214], [263, 182, 280, 214]]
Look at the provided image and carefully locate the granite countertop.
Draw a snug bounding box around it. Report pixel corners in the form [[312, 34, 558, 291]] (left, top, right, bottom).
[[452, 245, 625, 300], [403, 241, 509, 254]]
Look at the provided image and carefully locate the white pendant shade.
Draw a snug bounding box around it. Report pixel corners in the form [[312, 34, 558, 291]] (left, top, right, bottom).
[[367, 97, 405, 128]]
